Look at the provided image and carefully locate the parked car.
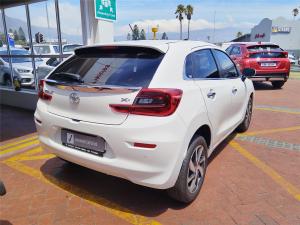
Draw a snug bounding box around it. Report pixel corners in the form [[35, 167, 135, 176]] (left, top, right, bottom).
[[36, 57, 61, 81], [36, 44, 82, 80], [226, 42, 290, 88], [33, 44, 59, 55], [35, 41, 254, 203], [0, 48, 43, 87], [288, 54, 296, 65], [62, 44, 82, 54]]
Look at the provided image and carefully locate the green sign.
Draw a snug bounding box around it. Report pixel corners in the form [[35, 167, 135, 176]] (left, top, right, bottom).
[[94, 0, 116, 21]]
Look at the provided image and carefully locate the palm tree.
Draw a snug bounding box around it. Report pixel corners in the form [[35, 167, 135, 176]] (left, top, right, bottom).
[[175, 4, 185, 40], [185, 5, 194, 40], [292, 8, 299, 20]]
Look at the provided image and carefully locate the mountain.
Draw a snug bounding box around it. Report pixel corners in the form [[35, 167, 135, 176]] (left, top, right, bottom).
[[1, 15, 82, 43], [115, 27, 251, 43], [2, 15, 251, 44]]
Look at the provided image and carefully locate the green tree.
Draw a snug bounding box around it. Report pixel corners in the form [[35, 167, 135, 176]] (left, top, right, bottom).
[[140, 29, 146, 40], [127, 33, 131, 40], [292, 8, 299, 20], [132, 24, 140, 40], [161, 32, 168, 40], [18, 27, 26, 42], [175, 4, 186, 40], [236, 31, 243, 38], [185, 5, 194, 40], [13, 30, 19, 41], [8, 28, 13, 33]]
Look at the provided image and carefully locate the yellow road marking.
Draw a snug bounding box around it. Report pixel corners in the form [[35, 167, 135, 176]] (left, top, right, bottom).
[[230, 140, 300, 202], [18, 154, 55, 161], [0, 140, 39, 156], [0, 136, 37, 150], [5, 146, 55, 161], [3, 149, 162, 225], [237, 125, 300, 137], [255, 107, 300, 115]]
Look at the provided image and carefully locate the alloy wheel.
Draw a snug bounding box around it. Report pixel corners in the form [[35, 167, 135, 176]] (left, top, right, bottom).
[[187, 144, 206, 193]]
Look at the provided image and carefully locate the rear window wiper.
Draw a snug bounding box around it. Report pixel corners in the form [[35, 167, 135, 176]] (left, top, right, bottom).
[[49, 72, 84, 83]]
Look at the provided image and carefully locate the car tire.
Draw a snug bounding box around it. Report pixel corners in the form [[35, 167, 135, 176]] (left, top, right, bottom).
[[167, 136, 208, 203], [271, 81, 285, 89], [0, 180, 6, 196], [236, 96, 253, 133]]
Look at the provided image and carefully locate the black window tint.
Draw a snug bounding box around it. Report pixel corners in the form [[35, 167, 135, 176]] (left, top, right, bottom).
[[213, 50, 238, 78], [231, 46, 241, 55], [191, 49, 219, 79], [48, 46, 164, 87]]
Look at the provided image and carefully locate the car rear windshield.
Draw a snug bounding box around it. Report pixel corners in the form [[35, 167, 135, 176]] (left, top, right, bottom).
[[249, 52, 286, 58], [48, 46, 164, 87], [247, 45, 285, 58], [247, 45, 282, 52]]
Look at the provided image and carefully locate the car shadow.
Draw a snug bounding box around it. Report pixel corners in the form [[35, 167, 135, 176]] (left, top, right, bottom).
[[40, 133, 237, 217], [253, 81, 275, 91], [0, 220, 13, 225]]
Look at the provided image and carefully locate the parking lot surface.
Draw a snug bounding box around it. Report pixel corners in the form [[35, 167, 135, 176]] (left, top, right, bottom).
[[1, 74, 300, 225]]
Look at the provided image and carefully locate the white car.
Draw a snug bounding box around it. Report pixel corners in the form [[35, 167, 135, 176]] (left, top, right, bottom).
[[33, 44, 59, 55], [288, 54, 296, 65], [0, 48, 43, 87], [35, 41, 255, 203]]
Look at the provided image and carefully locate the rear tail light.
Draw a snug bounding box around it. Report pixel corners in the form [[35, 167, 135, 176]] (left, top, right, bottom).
[[110, 88, 183, 116], [283, 51, 288, 58], [38, 79, 52, 101]]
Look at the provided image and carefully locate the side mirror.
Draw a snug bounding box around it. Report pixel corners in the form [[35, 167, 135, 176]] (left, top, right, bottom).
[[241, 68, 256, 81]]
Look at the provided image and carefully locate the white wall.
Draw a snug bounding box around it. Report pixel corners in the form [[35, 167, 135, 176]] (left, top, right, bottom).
[[80, 0, 114, 45], [270, 17, 300, 52]]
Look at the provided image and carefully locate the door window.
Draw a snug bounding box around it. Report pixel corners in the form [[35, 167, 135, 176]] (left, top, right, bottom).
[[230, 46, 241, 56], [213, 50, 239, 78], [185, 49, 219, 79]]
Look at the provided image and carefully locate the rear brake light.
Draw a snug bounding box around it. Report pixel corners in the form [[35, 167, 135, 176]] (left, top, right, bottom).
[[38, 79, 52, 101], [283, 51, 288, 58], [110, 88, 183, 116]]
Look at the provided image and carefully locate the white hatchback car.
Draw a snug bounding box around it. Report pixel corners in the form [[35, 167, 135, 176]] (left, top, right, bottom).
[[35, 41, 255, 203]]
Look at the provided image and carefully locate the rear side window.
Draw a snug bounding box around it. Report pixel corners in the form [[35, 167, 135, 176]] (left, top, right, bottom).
[[48, 46, 164, 87], [213, 50, 239, 78], [185, 49, 219, 79], [231, 46, 241, 55], [52, 46, 59, 53]]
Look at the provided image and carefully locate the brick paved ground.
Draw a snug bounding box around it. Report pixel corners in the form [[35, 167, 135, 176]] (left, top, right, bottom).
[[0, 78, 300, 225]]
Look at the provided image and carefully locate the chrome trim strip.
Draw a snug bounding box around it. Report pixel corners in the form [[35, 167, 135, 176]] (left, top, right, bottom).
[[45, 79, 141, 93]]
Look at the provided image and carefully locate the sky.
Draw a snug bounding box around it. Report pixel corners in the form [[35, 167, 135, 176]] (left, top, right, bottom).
[[2, 0, 300, 38]]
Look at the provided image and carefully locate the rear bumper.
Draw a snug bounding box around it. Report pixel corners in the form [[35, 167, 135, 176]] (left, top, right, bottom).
[[250, 73, 289, 82], [34, 102, 188, 189]]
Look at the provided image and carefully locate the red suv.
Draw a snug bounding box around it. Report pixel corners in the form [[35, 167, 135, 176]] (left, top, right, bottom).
[[226, 42, 290, 88]]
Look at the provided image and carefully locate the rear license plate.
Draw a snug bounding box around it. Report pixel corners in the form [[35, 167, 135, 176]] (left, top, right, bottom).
[[61, 129, 105, 156], [261, 62, 276, 67]]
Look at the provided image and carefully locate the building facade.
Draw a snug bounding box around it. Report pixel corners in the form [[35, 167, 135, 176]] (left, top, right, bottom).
[[250, 17, 300, 58]]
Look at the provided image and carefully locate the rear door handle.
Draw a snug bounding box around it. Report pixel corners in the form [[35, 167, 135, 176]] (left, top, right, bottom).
[[207, 90, 216, 99]]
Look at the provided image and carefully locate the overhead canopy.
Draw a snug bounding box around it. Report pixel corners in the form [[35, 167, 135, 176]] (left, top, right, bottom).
[[0, 0, 46, 9]]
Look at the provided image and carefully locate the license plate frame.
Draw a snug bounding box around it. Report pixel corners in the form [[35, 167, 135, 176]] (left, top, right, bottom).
[[61, 129, 106, 156], [261, 62, 277, 67]]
